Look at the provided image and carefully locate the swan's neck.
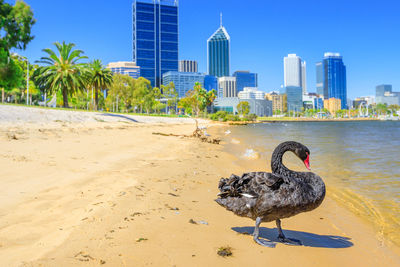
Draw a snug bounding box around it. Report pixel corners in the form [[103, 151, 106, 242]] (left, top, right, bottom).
[[271, 143, 297, 177]]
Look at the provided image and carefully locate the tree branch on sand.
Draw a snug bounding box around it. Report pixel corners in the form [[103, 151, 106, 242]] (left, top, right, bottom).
[[152, 119, 220, 144]]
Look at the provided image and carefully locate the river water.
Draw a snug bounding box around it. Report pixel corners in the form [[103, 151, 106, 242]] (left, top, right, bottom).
[[222, 121, 400, 247]]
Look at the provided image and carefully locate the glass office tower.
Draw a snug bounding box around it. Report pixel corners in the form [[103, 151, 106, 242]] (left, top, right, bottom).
[[233, 71, 258, 92], [204, 75, 218, 92], [207, 19, 230, 77], [285, 86, 303, 112], [323, 52, 347, 109], [132, 0, 179, 87], [316, 62, 323, 96]]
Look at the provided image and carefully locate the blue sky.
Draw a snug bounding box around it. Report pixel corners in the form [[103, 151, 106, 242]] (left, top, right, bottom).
[[10, 0, 400, 98]]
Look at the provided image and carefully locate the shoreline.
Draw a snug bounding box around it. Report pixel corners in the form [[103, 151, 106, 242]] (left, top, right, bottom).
[[0, 106, 399, 266]]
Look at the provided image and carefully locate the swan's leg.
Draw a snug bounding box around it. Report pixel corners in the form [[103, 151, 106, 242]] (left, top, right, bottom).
[[253, 217, 276, 248], [276, 219, 302, 246]]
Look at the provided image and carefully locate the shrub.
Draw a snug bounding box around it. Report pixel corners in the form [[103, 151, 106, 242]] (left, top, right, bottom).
[[244, 113, 257, 121], [226, 114, 240, 121]]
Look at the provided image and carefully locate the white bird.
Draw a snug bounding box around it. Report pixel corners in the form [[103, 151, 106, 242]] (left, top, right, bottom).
[[225, 130, 231, 135]]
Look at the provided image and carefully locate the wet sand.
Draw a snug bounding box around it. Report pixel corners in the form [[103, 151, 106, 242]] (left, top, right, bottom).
[[0, 107, 399, 266]]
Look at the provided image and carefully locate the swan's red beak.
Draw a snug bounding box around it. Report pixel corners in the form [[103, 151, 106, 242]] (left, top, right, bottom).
[[304, 154, 311, 170]]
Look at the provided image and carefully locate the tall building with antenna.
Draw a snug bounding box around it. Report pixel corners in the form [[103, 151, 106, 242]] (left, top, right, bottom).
[[207, 14, 230, 77]]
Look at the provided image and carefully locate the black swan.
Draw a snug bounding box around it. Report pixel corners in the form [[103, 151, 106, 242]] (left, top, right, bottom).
[[215, 141, 326, 247]]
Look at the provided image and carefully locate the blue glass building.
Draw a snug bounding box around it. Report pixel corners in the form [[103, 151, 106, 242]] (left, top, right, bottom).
[[132, 0, 178, 87], [162, 71, 205, 98], [233, 71, 258, 92], [323, 53, 347, 109], [285, 86, 303, 112], [314, 98, 324, 110], [207, 20, 230, 77], [204, 75, 218, 92]]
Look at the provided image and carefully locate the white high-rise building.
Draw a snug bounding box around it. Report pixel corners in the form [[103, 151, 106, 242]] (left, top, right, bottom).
[[283, 54, 306, 93], [284, 54, 301, 87], [301, 61, 307, 94], [238, 87, 265, 100], [218, 76, 237, 98]]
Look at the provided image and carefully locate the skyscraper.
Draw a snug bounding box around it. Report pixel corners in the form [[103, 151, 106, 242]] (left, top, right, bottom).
[[233, 71, 258, 92], [284, 54, 302, 88], [323, 52, 347, 109], [179, 60, 198, 72], [285, 86, 303, 112], [301, 61, 307, 94], [316, 62, 323, 96], [284, 54, 307, 94], [204, 75, 218, 92], [207, 14, 230, 77], [132, 0, 179, 87]]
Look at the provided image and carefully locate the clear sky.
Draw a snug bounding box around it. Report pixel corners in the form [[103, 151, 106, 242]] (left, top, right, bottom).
[[10, 0, 400, 98]]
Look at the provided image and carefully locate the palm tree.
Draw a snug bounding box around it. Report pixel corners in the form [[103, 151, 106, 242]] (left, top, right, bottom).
[[34, 41, 87, 108], [87, 59, 113, 110]]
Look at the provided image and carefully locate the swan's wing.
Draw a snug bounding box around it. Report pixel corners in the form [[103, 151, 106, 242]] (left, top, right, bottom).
[[241, 172, 286, 191]]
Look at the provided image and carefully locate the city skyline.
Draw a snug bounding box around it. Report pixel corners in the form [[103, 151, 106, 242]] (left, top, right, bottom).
[[11, 0, 400, 99]]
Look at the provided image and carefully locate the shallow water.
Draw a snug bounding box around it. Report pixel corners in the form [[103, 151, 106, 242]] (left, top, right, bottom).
[[223, 121, 400, 247]]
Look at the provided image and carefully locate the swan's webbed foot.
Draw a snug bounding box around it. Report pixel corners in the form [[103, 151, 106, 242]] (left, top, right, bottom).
[[253, 217, 276, 248], [253, 236, 276, 247], [278, 234, 302, 246], [276, 218, 303, 246]]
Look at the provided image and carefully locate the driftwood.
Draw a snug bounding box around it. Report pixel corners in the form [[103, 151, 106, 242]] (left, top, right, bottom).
[[152, 119, 220, 145]]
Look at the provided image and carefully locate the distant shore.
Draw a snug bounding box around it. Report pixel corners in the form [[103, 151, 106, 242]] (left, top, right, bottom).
[[0, 105, 399, 266]]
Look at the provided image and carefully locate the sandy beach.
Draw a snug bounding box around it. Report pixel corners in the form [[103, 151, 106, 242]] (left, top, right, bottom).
[[0, 105, 399, 266]]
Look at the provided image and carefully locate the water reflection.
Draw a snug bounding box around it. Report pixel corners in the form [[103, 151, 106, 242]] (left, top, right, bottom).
[[227, 121, 400, 246]]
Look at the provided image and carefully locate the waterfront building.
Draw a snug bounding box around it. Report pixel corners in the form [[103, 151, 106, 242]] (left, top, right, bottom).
[[179, 60, 198, 73], [132, 0, 179, 87], [238, 87, 265, 100], [218, 76, 236, 98], [207, 15, 230, 77], [316, 62, 323, 96], [301, 61, 307, 94], [314, 98, 324, 110], [162, 71, 205, 98], [204, 75, 218, 92], [302, 93, 316, 110], [266, 92, 287, 113], [322, 52, 347, 109], [214, 97, 272, 117], [107, 61, 140, 79], [376, 84, 400, 105], [324, 97, 342, 115], [233, 71, 258, 92], [285, 86, 303, 113]]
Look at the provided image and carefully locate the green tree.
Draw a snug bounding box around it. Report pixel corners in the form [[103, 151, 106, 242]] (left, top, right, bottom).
[[0, 0, 35, 52], [105, 73, 134, 112], [162, 82, 178, 114], [0, 0, 35, 100], [87, 59, 113, 110], [131, 77, 151, 113], [34, 41, 88, 108], [237, 101, 250, 116]]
